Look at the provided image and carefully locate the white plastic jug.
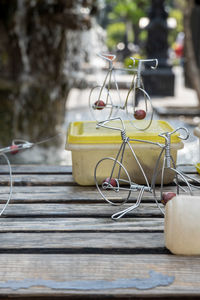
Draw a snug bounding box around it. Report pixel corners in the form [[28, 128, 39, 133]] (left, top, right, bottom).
[[165, 195, 200, 255]]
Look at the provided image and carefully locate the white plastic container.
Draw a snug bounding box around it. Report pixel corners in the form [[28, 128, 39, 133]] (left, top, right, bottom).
[[66, 120, 184, 186], [165, 195, 200, 255]]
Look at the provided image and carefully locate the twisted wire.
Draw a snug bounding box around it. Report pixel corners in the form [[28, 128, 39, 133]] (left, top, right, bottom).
[[0, 153, 13, 217], [121, 130, 128, 142]]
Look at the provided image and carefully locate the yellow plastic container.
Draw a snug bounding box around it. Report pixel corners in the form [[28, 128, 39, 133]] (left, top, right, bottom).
[[66, 120, 184, 186], [194, 124, 200, 174]]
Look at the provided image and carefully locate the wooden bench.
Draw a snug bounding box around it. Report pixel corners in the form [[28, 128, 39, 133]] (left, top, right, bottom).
[[0, 164, 200, 299]]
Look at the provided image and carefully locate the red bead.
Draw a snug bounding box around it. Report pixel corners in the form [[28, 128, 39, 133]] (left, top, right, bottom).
[[103, 177, 117, 187], [94, 100, 106, 110], [134, 109, 146, 120], [10, 145, 19, 155], [161, 192, 176, 205]]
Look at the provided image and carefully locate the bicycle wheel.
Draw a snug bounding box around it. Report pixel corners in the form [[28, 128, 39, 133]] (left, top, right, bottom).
[[0, 153, 13, 216], [152, 157, 193, 215], [89, 86, 113, 122], [94, 157, 131, 206], [126, 79, 154, 131]]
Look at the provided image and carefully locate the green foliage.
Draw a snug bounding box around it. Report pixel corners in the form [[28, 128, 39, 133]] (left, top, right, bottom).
[[106, 22, 126, 50], [124, 53, 145, 68], [107, 0, 146, 23], [139, 30, 147, 43], [105, 0, 184, 56], [105, 0, 148, 51]]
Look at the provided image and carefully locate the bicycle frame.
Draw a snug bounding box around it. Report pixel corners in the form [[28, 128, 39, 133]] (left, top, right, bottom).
[[94, 117, 162, 218], [91, 54, 124, 111], [89, 54, 158, 130], [94, 118, 200, 219]]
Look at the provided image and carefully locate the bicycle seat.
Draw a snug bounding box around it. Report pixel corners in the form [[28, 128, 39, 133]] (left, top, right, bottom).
[[98, 53, 116, 62]]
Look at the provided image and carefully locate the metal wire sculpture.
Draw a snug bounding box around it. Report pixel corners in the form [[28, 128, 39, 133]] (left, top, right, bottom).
[[89, 54, 158, 130], [94, 117, 161, 219], [94, 117, 200, 220], [0, 134, 61, 216], [0, 140, 33, 216]]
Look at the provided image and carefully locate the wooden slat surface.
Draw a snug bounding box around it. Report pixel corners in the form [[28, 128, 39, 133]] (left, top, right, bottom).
[[0, 254, 200, 297], [0, 165, 72, 174], [1, 185, 200, 204], [0, 232, 165, 252], [0, 164, 199, 299], [0, 203, 164, 217], [0, 174, 75, 186], [0, 164, 196, 174], [0, 217, 164, 232]]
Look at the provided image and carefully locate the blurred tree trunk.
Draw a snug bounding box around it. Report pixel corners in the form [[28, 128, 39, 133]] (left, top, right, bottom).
[[184, 0, 200, 107], [132, 23, 140, 47], [0, 0, 97, 145]]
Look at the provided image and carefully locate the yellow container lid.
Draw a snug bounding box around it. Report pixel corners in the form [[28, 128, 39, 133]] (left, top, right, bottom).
[[67, 120, 181, 144], [196, 163, 200, 175]]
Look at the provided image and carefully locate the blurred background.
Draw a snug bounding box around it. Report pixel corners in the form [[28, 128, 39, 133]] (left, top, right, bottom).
[[0, 0, 200, 165]]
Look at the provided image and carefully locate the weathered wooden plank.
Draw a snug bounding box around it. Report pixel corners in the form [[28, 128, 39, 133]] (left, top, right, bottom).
[[0, 174, 199, 187], [0, 232, 164, 251], [0, 185, 155, 203], [0, 174, 75, 186], [0, 203, 164, 218], [0, 167, 198, 188], [0, 164, 196, 175], [0, 165, 72, 174], [0, 185, 82, 194], [0, 217, 164, 232], [0, 187, 200, 206], [0, 186, 118, 203], [1, 185, 200, 205], [0, 254, 199, 297], [0, 192, 104, 203]]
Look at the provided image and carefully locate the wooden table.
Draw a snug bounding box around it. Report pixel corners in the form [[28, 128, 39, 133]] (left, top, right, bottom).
[[0, 164, 200, 299]]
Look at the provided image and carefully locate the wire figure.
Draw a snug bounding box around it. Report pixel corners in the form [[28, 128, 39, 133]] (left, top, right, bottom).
[[89, 54, 158, 130], [0, 153, 13, 217], [0, 133, 62, 216], [0, 140, 34, 217], [94, 117, 161, 219], [94, 117, 200, 220]]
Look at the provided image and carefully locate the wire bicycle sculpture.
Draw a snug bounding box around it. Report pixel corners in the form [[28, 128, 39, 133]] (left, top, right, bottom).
[[0, 134, 61, 216], [89, 53, 158, 130], [0, 139, 34, 217], [94, 117, 161, 219], [94, 117, 200, 220]]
